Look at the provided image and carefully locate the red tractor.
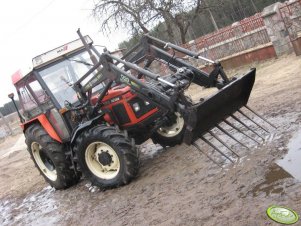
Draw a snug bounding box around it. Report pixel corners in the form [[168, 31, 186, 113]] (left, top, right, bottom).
[[9, 30, 258, 190]]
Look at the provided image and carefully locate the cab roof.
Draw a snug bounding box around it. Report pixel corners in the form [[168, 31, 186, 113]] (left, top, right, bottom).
[[32, 35, 93, 69], [11, 35, 93, 85]]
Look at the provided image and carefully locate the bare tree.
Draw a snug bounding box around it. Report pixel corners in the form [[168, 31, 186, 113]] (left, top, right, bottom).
[[93, 0, 214, 44], [93, 0, 156, 35], [146, 0, 206, 43]]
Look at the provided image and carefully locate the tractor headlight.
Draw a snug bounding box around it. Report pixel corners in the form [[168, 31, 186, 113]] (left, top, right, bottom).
[[132, 103, 140, 112], [144, 101, 150, 106]]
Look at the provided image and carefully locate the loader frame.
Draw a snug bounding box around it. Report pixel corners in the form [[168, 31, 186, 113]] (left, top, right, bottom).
[[72, 31, 255, 145]]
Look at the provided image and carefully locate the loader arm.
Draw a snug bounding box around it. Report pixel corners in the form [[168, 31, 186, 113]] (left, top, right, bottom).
[[72, 51, 191, 114], [123, 35, 230, 88], [75, 31, 257, 146]]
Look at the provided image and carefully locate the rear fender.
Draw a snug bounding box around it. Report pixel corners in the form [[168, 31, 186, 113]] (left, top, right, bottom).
[[22, 114, 62, 143]]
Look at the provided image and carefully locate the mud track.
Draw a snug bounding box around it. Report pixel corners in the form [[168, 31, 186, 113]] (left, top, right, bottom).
[[0, 54, 301, 226]]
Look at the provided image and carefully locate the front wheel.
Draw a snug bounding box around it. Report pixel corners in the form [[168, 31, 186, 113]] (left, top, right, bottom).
[[151, 112, 185, 147], [73, 125, 139, 189]]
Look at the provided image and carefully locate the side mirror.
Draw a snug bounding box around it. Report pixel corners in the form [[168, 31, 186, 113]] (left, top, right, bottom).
[[8, 93, 14, 99]]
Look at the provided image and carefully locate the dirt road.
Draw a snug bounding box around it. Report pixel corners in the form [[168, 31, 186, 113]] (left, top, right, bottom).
[[1, 54, 301, 226]]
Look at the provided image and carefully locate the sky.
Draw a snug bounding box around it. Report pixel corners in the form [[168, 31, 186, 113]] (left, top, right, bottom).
[[0, 0, 127, 106]]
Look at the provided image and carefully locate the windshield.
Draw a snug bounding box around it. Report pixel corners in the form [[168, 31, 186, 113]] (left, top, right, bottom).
[[39, 49, 104, 108]]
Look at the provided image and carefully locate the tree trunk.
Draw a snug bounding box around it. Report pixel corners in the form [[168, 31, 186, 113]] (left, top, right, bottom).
[[163, 16, 176, 43], [250, 0, 258, 13], [179, 29, 186, 44], [203, 0, 218, 31]]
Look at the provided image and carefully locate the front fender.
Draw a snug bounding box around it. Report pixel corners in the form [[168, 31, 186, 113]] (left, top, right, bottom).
[[70, 115, 103, 145]]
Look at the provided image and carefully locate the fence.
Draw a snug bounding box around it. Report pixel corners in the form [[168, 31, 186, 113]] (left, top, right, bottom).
[[184, 13, 271, 61]]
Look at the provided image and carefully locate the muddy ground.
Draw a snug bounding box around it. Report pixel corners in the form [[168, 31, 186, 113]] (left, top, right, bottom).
[[0, 54, 301, 226]]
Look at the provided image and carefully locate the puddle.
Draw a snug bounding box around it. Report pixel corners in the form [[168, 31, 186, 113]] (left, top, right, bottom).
[[0, 186, 61, 226], [252, 128, 301, 197], [252, 164, 292, 196], [277, 128, 301, 181], [0, 200, 17, 225]]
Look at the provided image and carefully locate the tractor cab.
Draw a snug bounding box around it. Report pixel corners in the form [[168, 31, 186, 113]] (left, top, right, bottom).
[[31, 36, 104, 109], [11, 35, 159, 144], [12, 37, 97, 111], [11, 36, 109, 141]]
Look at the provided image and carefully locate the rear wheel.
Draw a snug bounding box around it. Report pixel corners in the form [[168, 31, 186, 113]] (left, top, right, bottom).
[[25, 124, 80, 189], [73, 125, 139, 189], [152, 112, 185, 147]]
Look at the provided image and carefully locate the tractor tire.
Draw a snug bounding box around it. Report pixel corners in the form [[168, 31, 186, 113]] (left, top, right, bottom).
[[73, 124, 139, 189], [25, 124, 80, 190], [152, 112, 185, 147]]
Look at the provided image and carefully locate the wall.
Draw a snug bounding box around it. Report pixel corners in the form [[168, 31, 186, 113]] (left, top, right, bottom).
[[279, 0, 301, 55], [262, 2, 294, 55], [182, 0, 301, 69]]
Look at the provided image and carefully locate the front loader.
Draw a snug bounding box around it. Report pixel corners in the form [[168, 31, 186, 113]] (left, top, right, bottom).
[[9, 30, 274, 190]]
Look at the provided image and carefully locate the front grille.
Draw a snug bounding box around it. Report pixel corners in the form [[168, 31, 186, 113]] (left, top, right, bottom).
[[112, 104, 131, 124], [128, 97, 156, 118]]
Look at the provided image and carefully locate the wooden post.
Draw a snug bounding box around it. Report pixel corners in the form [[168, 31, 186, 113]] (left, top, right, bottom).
[[0, 111, 13, 136]]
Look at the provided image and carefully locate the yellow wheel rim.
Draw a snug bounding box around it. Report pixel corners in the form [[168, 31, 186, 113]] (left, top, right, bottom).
[[85, 142, 120, 180], [31, 142, 57, 181], [157, 112, 184, 138]]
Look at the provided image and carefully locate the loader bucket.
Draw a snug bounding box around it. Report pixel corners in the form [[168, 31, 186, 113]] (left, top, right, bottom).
[[183, 68, 256, 145]]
